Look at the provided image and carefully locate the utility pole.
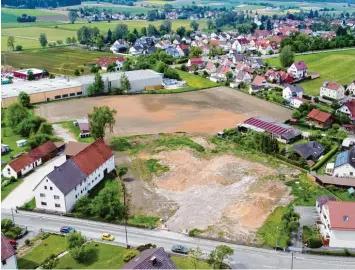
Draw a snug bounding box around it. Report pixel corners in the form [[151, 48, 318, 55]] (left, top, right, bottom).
[[11, 207, 15, 225], [123, 186, 129, 248], [291, 252, 294, 270]]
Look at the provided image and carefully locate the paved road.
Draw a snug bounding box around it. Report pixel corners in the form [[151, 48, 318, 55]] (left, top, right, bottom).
[[2, 210, 355, 269], [52, 124, 77, 142], [1, 155, 66, 209]]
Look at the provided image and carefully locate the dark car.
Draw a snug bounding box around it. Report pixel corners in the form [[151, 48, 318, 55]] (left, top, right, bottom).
[[172, 245, 189, 254], [17, 227, 28, 239], [60, 226, 75, 234]]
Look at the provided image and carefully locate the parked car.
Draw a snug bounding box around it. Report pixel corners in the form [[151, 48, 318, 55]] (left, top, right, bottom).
[[101, 233, 114, 241], [60, 226, 75, 234], [171, 245, 189, 254], [17, 227, 28, 239]]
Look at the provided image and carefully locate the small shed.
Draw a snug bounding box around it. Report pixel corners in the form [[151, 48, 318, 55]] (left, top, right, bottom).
[[16, 139, 27, 147]]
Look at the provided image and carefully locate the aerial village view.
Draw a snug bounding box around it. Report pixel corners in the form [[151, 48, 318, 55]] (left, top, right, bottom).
[[1, 0, 355, 269]]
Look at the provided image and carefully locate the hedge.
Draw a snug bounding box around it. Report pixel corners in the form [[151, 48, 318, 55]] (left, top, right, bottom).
[[311, 145, 339, 171]]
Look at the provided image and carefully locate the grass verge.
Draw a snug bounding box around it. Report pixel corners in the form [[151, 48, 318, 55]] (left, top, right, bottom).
[[171, 256, 212, 269]]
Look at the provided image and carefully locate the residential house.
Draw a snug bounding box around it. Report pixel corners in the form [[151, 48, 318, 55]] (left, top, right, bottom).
[[287, 61, 308, 79], [265, 70, 293, 84], [155, 40, 172, 50], [249, 75, 268, 93], [332, 147, 355, 178], [237, 117, 302, 144], [230, 71, 252, 88], [282, 84, 304, 102], [292, 141, 325, 161], [165, 47, 180, 58], [346, 81, 355, 95], [33, 139, 115, 213], [307, 109, 333, 129], [1, 233, 18, 270], [96, 57, 125, 71], [122, 247, 177, 269], [320, 82, 345, 100], [129, 46, 144, 55], [337, 99, 355, 121], [232, 38, 250, 53], [110, 40, 129, 53], [317, 200, 355, 248], [210, 64, 232, 82], [245, 57, 264, 69], [290, 97, 311, 109], [204, 62, 217, 74], [187, 58, 204, 67], [2, 141, 58, 179], [176, 44, 189, 57]]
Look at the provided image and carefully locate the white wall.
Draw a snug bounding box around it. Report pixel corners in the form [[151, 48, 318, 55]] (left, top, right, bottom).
[[320, 87, 345, 100], [2, 255, 18, 270], [330, 230, 355, 248], [333, 163, 355, 178], [2, 165, 18, 179]]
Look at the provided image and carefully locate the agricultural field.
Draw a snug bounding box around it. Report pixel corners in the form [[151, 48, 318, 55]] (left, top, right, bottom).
[[265, 50, 355, 96], [1, 36, 43, 50], [1, 8, 68, 25], [1, 48, 113, 74]]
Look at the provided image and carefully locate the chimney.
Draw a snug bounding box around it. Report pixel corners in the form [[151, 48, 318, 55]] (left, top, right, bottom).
[[150, 256, 157, 266]]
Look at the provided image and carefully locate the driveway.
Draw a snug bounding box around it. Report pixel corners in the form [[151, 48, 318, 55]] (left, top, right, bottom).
[[52, 124, 77, 142], [295, 206, 319, 227], [1, 155, 67, 209]]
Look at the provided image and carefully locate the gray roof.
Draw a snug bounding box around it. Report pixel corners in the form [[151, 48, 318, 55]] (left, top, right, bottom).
[[292, 141, 325, 160], [285, 84, 304, 93], [122, 248, 177, 269], [46, 159, 87, 195]]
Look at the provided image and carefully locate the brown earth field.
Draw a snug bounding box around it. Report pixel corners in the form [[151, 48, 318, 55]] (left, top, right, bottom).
[[115, 134, 298, 244], [37, 87, 292, 136]]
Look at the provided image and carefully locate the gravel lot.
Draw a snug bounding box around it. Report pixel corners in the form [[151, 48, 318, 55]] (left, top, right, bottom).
[[37, 87, 292, 136]]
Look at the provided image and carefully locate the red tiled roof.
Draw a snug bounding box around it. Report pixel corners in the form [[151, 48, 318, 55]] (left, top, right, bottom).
[[189, 58, 203, 65], [327, 201, 355, 230], [8, 140, 57, 172], [97, 57, 124, 68], [293, 61, 307, 71], [324, 82, 342, 91], [307, 109, 332, 123], [1, 233, 16, 261], [252, 75, 266, 85], [343, 99, 355, 117], [72, 138, 114, 175], [178, 44, 189, 50]]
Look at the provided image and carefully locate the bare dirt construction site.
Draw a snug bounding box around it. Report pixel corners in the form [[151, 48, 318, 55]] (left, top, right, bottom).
[[116, 134, 297, 244], [37, 87, 292, 136]]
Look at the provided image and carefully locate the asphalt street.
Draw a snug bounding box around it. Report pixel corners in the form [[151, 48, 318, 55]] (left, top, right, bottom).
[[2, 210, 355, 269]]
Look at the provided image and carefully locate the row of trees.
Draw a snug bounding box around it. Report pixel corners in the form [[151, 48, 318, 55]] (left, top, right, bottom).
[[3, 0, 81, 8], [17, 14, 36, 22]]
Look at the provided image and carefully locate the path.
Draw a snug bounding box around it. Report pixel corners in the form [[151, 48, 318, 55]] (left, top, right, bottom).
[[52, 124, 77, 142]]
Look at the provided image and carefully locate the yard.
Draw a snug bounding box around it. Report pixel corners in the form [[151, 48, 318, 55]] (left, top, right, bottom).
[[55, 242, 139, 269], [176, 70, 218, 89], [17, 234, 67, 269], [1, 48, 113, 74], [265, 50, 355, 96], [1, 126, 27, 163], [171, 256, 211, 269], [58, 121, 94, 143]]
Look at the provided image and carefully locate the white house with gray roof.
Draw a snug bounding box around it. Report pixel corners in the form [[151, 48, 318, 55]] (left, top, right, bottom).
[[283, 84, 304, 102]]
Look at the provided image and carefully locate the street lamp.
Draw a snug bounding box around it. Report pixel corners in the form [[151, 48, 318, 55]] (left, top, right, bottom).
[[11, 207, 15, 225], [123, 187, 129, 249], [275, 226, 279, 250]]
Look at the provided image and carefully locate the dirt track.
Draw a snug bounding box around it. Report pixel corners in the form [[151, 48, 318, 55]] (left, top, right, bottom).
[[37, 87, 292, 136]]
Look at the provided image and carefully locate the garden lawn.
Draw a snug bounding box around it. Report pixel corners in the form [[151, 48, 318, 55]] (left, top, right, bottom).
[[257, 206, 290, 248], [171, 256, 212, 269], [176, 70, 218, 89], [58, 121, 95, 143], [1, 126, 27, 163], [18, 234, 67, 269], [1, 179, 23, 201], [55, 242, 138, 269], [265, 50, 355, 96], [2, 48, 112, 74]]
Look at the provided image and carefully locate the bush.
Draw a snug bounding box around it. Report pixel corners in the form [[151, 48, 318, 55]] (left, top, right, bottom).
[[309, 238, 323, 248], [1, 219, 13, 232], [37, 122, 54, 136], [189, 228, 205, 236], [123, 250, 137, 262], [311, 145, 338, 171], [40, 232, 51, 240], [110, 137, 132, 151], [137, 243, 156, 252], [25, 239, 31, 246], [15, 44, 23, 51], [4, 231, 17, 239], [41, 254, 58, 269]]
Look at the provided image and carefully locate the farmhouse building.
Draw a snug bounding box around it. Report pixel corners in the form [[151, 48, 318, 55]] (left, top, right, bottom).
[[289, 97, 310, 109], [33, 139, 115, 213], [317, 200, 355, 248], [337, 99, 355, 121], [237, 117, 302, 144], [1, 233, 18, 270], [307, 109, 333, 129], [282, 84, 304, 102], [320, 82, 345, 100], [2, 141, 58, 179], [287, 61, 308, 79]]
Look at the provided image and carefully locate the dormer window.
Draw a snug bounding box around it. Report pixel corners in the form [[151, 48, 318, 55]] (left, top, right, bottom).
[[344, 215, 349, 221]]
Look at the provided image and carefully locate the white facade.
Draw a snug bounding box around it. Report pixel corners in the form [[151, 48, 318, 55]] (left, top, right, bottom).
[[290, 97, 304, 109], [283, 86, 303, 101], [2, 255, 18, 270], [347, 82, 355, 95], [333, 163, 355, 178], [287, 63, 307, 79], [320, 86, 345, 100], [2, 158, 41, 179], [34, 156, 115, 213], [337, 104, 354, 118]]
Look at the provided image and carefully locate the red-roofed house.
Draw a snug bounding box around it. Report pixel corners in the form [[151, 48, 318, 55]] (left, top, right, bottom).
[[187, 58, 204, 67], [1, 233, 17, 269], [320, 82, 345, 100], [307, 109, 333, 129], [96, 57, 125, 71], [287, 61, 308, 79], [2, 141, 58, 179], [317, 201, 355, 248], [338, 99, 355, 121]]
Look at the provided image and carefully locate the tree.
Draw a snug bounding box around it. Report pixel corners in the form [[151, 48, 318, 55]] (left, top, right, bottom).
[[15, 44, 23, 51], [188, 247, 204, 270], [95, 34, 105, 50], [88, 106, 117, 139], [87, 73, 104, 96], [68, 10, 78, 24], [67, 232, 86, 249], [114, 24, 128, 39], [292, 110, 302, 119], [7, 36, 15, 50], [147, 24, 157, 36], [126, 32, 137, 44], [163, 67, 180, 80], [28, 133, 51, 149], [56, 40, 63, 45], [118, 167, 128, 180], [39, 33, 48, 48], [6, 102, 29, 129], [162, 20, 172, 33], [74, 69, 80, 76], [207, 19, 214, 29], [190, 46, 202, 58], [37, 122, 53, 135], [208, 245, 234, 269], [226, 71, 233, 81], [120, 73, 131, 93], [18, 91, 30, 107], [66, 36, 72, 44], [176, 26, 187, 37], [1, 219, 14, 231], [107, 63, 117, 72], [122, 61, 131, 71], [90, 65, 101, 74], [140, 27, 147, 37], [70, 246, 96, 263], [279, 45, 294, 68], [190, 21, 199, 31], [71, 36, 77, 44]]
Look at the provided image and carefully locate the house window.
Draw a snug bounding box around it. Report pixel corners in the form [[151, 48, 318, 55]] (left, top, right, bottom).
[[55, 203, 61, 208], [44, 186, 47, 190], [75, 187, 77, 191], [54, 95, 61, 99], [54, 195, 60, 199], [50, 187, 53, 190], [76, 91, 83, 96], [7, 168, 10, 172], [41, 202, 47, 206], [40, 193, 46, 197], [351, 172, 353, 176], [62, 94, 69, 98], [75, 194, 78, 198], [70, 93, 76, 97], [81, 191, 83, 194]]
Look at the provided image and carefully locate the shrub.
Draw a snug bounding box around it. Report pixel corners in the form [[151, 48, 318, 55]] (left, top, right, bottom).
[[4, 231, 17, 239], [40, 232, 51, 240], [25, 239, 31, 246], [137, 243, 156, 252], [1, 219, 13, 232], [123, 250, 137, 262], [309, 238, 323, 248], [110, 137, 132, 151]]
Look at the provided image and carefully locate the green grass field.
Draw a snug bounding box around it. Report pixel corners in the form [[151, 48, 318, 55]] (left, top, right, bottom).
[[1, 8, 64, 23], [1, 126, 28, 163], [172, 256, 212, 269], [1, 36, 45, 50], [1, 48, 112, 74], [176, 70, 218, 89], [265, 50, 355, 96], [55, 242, 139, 269], [18, 235, 67, 269]]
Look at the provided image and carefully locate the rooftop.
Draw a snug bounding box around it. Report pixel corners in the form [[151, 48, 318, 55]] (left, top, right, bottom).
[[307, 109, 332, 123], [1, 233, 16, 261], [14, 68, 43, 75], [122, 248, 177, 269], [327, 201, 355, 230]]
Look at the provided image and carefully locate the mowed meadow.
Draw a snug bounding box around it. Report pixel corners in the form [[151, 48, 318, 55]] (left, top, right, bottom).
[[265, 50, 355, 96]]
